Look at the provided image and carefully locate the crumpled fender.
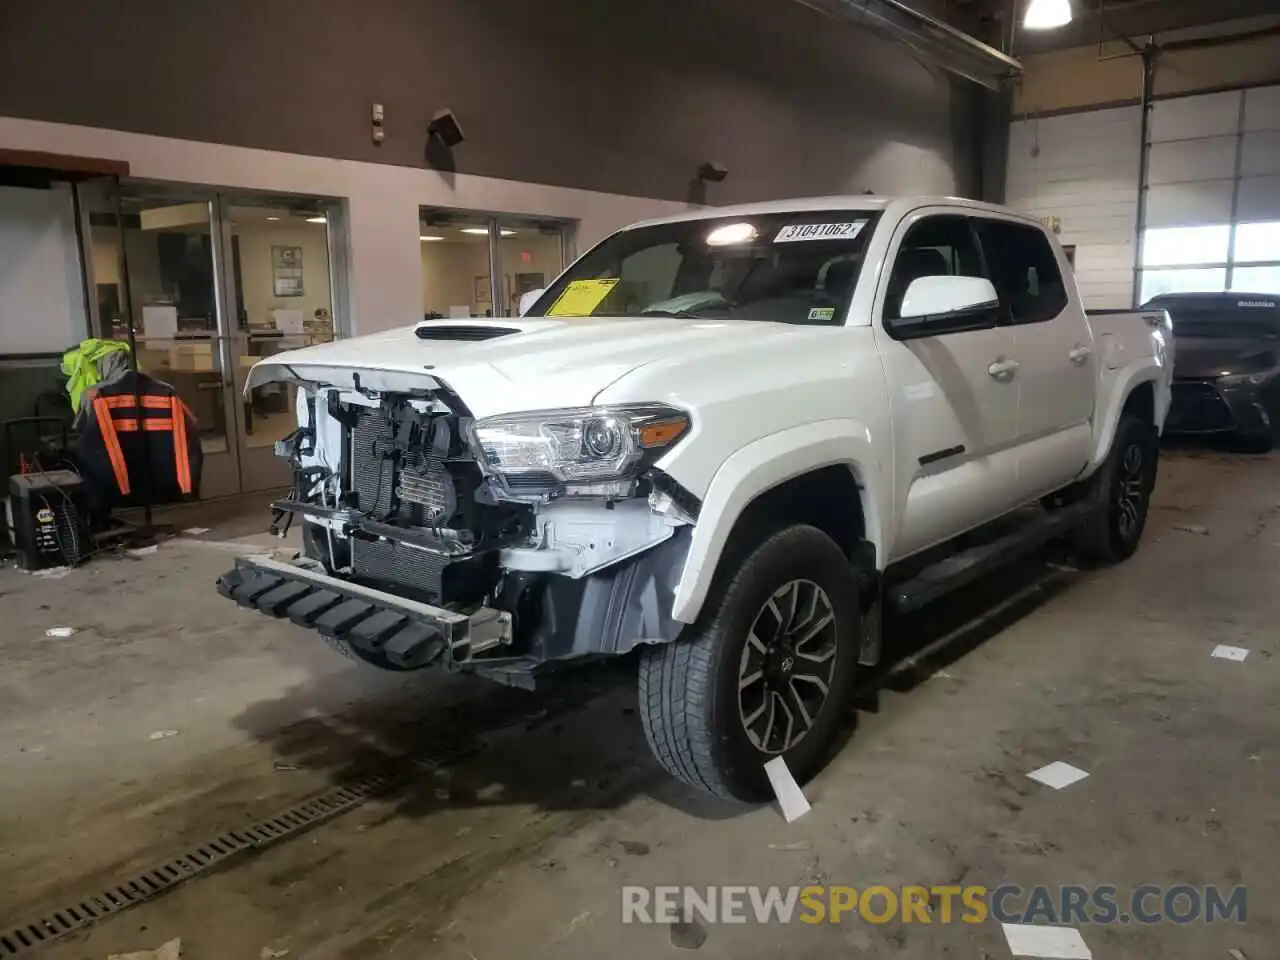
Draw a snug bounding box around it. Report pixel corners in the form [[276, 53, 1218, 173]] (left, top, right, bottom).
[[668, 418, 885, 624]]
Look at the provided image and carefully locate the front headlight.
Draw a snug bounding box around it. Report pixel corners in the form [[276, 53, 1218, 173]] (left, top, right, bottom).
[[1219, 370, 1275, 387], [468, 404, 690, 491]]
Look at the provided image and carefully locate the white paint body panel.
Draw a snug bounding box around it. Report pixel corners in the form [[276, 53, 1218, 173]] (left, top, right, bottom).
[[256, 196, 1173, 626]]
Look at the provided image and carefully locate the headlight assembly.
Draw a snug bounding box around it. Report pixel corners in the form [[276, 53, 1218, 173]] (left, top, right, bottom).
[[1218, 370, 1275, 387], [467, 404, 690, 495]]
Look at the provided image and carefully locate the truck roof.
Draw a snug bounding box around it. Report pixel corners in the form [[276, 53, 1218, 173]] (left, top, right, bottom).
[[626, 195, 1036, 230]]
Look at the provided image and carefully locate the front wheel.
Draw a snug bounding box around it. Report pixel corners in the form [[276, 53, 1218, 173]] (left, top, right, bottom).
[[1071, 413, 1157, 563], [637, 525, 860, 801]]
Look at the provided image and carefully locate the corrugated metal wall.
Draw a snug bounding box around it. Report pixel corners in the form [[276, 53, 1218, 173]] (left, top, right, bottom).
[[1141, 85, 1280, 300], [1007, 83, 1280, 309], [1006, 106, 1142, 308]]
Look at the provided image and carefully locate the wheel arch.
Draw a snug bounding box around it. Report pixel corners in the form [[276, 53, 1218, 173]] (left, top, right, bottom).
[[1089, 366, 1164, 473], [669, 419, 883, 624]]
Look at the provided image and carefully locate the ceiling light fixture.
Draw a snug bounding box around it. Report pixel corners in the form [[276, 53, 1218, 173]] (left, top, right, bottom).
[[1023, 0, 1072, 30], [420, 234, 445, 242], [265, 216, 281, 221], [306, 215, 327, 224], [460, 227, 516, 237]]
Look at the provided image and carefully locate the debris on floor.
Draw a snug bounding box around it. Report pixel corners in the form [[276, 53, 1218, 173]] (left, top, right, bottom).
[[619, 840, 650, 856], [1228, 948, 1248, 960], [1212, 644, 1250, 662], [763, 756, 811, 822], [128, 545, 160, 557], [107, 937, 182, 960], [670, 917, 708, 950], [260, 948, 289, 959], [1025, 761, 1090, 791], [44, 626, 76, 638], [182, 527, 212, 536], [1173, 523, 1210, 536], [767, 840, 812, 851], [148, 729, 180, 740], [1001, 922, 1091, 959], [31, 566, 71, 579]]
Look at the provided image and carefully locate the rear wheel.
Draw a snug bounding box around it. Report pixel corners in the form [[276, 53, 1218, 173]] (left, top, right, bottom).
[[1071, 412, 1157, 563], [638, 525, 860, 801]]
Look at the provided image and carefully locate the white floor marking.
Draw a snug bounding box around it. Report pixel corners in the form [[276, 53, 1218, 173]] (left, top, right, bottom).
[[1026, 761, 1090, 791], [1002, 923, 1092, 959]]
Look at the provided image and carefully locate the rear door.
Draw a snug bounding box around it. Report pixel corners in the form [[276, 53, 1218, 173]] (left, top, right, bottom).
[[873, 210, 1021, 561], [976, 217, 1095, 497]]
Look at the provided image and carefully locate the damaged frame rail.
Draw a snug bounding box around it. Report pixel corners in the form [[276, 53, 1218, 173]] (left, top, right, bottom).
[[217, 555, 512, 674]]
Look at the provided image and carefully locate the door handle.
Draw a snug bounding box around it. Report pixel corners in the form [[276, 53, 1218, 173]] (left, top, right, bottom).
[[1069, 345, 1091, 365], [988, 357, 1019, 381]]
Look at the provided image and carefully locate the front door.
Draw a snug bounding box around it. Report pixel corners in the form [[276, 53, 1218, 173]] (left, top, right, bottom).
[[873, 211, 1021, 561], [976, 217, 1095, 497]]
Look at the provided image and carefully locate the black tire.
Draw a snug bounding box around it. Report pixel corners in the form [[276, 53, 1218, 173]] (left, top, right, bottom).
[[1071, 413, 1158, 564], [1233, 430, 1273, 454], [638, 525, 860, 802]]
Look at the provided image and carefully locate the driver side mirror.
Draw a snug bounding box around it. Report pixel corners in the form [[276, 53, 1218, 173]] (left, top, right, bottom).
[[890, 275, 999, 339], [518, 288, 545, 317]]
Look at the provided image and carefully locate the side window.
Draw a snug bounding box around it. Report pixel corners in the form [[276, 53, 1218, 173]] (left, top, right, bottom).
[[884, 215, 985, 320], [977, 220, 1068, 324]]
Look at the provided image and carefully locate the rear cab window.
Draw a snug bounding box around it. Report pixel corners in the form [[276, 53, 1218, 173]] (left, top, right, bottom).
[[976, 219, 1069, 324]]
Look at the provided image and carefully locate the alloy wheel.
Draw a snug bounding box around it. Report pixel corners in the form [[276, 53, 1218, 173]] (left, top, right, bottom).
[[737, 579, 839, 754], [1116, 442, 1146, 541]]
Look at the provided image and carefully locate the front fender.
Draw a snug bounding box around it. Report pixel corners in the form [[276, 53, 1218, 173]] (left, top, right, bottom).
[[668, 418, 884, 624]]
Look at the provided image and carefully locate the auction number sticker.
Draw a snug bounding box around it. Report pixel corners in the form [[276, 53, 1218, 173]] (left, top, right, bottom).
[[774, 221, 867, 243]]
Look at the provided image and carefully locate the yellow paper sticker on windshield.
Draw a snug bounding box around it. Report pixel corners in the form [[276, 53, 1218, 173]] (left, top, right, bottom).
[[545, 278, 620, 317]]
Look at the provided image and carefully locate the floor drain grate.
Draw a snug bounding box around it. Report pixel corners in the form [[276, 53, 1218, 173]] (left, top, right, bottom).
[[0, 767, 405, 958], [0, 673, 623, 957]]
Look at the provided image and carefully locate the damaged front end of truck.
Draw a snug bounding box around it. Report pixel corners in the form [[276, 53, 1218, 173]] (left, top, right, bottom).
[[217, 355, 697, 689]]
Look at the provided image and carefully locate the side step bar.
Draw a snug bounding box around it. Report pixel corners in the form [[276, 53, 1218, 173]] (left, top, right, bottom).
[[888, 502, 1091, 615], [216, 556, 510, 670]]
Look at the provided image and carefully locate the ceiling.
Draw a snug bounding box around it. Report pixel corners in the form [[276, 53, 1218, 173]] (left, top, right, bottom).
[[954, 0, 1280, 53]]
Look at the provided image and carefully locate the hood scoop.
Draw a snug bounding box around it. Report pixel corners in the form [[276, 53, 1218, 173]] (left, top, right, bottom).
[[415, 324, 521, 342]]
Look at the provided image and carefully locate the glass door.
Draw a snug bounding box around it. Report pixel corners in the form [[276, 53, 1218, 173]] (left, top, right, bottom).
[[81, 182, 243, 499], [218, 196, 344, 493], [420, 208, 574, 319], [495, 216, 572, 316]]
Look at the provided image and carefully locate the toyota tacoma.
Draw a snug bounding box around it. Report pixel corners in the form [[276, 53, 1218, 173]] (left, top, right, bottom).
[[219, 196, 1173, 801]]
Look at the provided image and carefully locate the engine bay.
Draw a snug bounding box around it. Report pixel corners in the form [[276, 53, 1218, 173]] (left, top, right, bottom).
[[276, 388, 531, 608]]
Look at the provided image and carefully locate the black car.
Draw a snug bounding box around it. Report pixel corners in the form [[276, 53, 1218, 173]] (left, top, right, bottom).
[[1148, 292, 1280, 451]]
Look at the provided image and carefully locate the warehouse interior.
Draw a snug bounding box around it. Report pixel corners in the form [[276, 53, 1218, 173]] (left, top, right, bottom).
[[1, 1, 1279, 957]]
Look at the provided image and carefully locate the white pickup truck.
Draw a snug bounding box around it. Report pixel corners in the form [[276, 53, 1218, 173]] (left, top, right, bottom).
[[219, 196, 1173, 801]]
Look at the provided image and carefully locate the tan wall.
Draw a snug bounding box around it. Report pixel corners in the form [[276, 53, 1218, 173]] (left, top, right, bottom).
[[1014, 16, 1280, 117], [234, 221, 332, 328]]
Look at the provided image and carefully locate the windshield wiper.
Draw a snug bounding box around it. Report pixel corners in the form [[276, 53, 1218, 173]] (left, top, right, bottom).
[[640, 303, 732, 319]]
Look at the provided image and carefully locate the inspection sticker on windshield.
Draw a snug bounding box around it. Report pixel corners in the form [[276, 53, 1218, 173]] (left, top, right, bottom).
[[545, 278, 619, 317], [774, 221, 866, 243], [808, 307, 835, 321]]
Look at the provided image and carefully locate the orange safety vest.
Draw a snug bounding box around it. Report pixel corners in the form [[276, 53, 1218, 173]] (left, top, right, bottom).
[[89, 392, 195, 497]]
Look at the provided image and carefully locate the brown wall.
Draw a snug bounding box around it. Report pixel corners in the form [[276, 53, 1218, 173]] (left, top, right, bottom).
[[1014, 16, 1280, 117], [0, 0, 980, 203]]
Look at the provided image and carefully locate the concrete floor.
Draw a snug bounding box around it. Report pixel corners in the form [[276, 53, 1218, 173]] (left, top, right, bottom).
[[1, 447, 1276, 959]]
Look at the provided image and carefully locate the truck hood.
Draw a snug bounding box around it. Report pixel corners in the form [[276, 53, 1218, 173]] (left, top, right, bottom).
[[246, 317, 805, 418]]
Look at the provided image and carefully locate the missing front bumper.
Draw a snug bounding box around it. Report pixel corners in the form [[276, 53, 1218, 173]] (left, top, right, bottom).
[[216, 556, 511, 670]]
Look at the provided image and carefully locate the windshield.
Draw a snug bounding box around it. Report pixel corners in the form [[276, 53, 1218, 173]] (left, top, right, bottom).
[[525, 211, 880, 325], [1144, 295, 1280, 338]]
